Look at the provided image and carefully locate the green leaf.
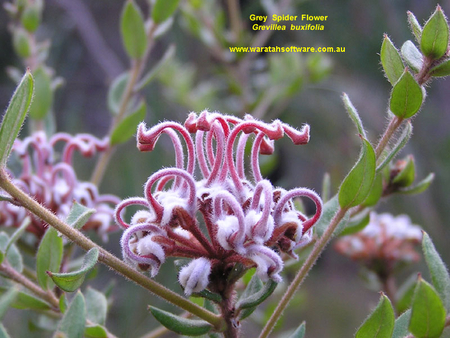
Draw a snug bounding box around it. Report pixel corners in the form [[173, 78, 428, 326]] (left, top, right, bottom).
[[381, 35, 405, 84], [236, 277, 277, 320], [392, 309, 411, 338], [21, 4, 41, 33], [342, 93, 367, 138], [396, 274, 417, 314], [237, 277, 277, 310], [0, 324, 10, 338], [5, 216, 30, 255], [339, 136, 376, 209], [401, 40, 423, 73], [420, 5, 449, 59], [149, 306, 213, 336], [398, 173, 434, 195], [355, 294, 395, 338], [48, 248, 99, 292], [430, 59, 450, 77], [321, 172, 331, 203], [422, 232, 450, 311], [0, 286, 51, 311], [408, 11, 422, 43], [36, 227, 63, 290], [28, 67, 53, 120], [110, 100, 146, 145], [84, 324, 108, 338], [120, 0, 147, 59], [314, 195, 350, 237], [362, 173, 383, 207], [56, 291, 86, 338], [59, 293, 68, 313], [85, 287, 107, 325], [392, 155, 415, 187], [66, 201, 96, 230], [0, 70, 34, 166], [136, 44, 176, 90], [288, 322, 306, 338], [0, 233, 23, 273], [107, 72, 129, 115], [339, 210, 370, 237], [152, 0, 180, 24], [12, 28, 31, 58], [0, 286, 19, 319], [409, 277, 446, 338], [376, 122, 412, 173], [389, 69, 423, 119]]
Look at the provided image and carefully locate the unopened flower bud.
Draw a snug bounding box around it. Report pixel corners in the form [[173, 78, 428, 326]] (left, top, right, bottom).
[[178, 257, 211, 296]]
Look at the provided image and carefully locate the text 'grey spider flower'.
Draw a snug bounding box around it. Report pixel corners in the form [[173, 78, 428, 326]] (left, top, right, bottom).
[[116, 111, 323, 296], [0, 132, 120, 241]]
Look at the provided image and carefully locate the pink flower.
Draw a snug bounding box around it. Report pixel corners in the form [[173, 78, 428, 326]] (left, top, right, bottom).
[[116, 111, 322, 294], [0, 132, 120, 241]]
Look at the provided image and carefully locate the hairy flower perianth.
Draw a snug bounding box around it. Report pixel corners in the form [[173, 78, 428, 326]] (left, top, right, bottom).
[[335, 212, 422, 268], [0, 132, 120, 241], [116, 111, 323, 296]]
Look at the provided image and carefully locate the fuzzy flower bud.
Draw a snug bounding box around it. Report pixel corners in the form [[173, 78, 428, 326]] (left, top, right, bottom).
[[178, 257, 212, 296]]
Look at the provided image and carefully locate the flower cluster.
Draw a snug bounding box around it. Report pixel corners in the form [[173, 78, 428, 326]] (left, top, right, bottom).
[[0, 132, 120, 241], [116, 111, 323, 296], [335, 212, 422, 265]]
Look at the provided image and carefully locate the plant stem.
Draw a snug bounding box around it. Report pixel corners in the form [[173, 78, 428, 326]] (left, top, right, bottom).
[[227, 0, 242, 42], [0, 261, 59, 310], [375, 116, 403, 158], [0, 169, 225, 331], [258, 207, 349, 338]]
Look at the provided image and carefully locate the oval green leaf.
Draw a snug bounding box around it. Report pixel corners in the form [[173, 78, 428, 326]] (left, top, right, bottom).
[[152, 0, 180, 24], [0, 286, 51, 311], [56, 291, 86, 338], [422, 232, 450, 311], [149, 306, 213, 336], [398, 173, 434, 195], [36, 227, 63, 290], [395, 274, 417, 314], [392, 155, 415, 187], [0, 232, 23, 273], [85, 287, 107, 325], [84, 324, 108, 338], [407, 11, 422, 43], [430, 58, 450, 77], [12, 28, 31, 58], [66, 201, 96, 230], [355, 294, 395, 338], [28, 67, 53, 120], [0, 70, 34, 166], [389, 69, 423, 119], [236, 275, 277, 320], [107, 72, 129, 115], [121, 0, 147, 59], [420, 5, 449, 59], [110, 100, 146, 145], [392, 309, 411, 338], [339, 210, 370, 237], [376, 121, 412, 173], [339, 136, 376, 209], [342, 93, 367, 138], [48, 248, 99, 292], [381, 35, 405, 85], [0, 287, 19, 320], [401, 40, 423, 73], [409, 277, 446, 338]]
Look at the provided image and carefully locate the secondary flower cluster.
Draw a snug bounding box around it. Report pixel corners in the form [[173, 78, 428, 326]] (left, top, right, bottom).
[[116, 111, 323, 296], [335, 212, 422, 265], [0, 132, 120, 241]]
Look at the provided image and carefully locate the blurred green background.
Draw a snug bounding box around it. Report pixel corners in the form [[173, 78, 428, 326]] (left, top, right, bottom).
[[1, 0, 449, 337]]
